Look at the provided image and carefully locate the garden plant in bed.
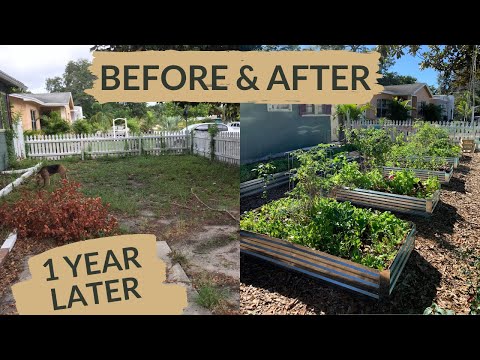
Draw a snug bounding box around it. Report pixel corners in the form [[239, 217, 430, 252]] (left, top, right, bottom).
[[241, 196, 412, 270], [347, 124, 461, 169]]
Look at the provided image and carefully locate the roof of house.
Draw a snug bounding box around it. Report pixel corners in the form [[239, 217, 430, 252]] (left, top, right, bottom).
[[9, 92, 74, 107], [382, 83, 433, 97], [0, 69, 27, 90]]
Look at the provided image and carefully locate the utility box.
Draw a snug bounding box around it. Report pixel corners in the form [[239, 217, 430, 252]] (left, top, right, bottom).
[[0, 129, 8, 171]]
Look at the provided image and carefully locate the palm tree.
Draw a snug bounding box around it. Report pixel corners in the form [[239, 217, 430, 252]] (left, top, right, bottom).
[[334, 103, 373, 142]]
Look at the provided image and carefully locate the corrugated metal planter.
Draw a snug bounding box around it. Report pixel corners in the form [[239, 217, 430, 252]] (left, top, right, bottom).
[[407, 155, 459, 169], [240, 171, 290, 198], [240, 224, 416, 299], [334, 187, 440, 216], [382, 164, 453, 184]]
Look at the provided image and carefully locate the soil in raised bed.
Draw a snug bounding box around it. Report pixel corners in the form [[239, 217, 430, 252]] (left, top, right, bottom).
[[240, 153, 480, 314]]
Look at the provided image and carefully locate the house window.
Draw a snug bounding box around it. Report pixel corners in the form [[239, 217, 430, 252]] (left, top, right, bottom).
[[267, 104, 292, 112], [30, 110, 37, 130], [376, 99, 390, 118], [299, 104, 332, 116]]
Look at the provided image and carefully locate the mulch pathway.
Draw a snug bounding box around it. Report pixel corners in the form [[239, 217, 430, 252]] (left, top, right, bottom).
[[240, 153, 480, 314], [0, 238, 56, 315]]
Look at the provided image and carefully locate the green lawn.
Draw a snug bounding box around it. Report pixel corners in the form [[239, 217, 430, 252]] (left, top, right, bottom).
[[3, 155, 239, 217]]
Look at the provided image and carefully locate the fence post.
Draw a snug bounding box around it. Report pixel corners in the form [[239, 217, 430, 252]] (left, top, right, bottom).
[[190, 131, 194, 154], [139, 134, 143, 156], [81, 136, 84, 161]]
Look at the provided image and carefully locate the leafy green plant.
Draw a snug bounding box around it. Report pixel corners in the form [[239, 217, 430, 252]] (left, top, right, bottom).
[[252, 162, 277, 199], [423, 303, 455, 315], [329, 162, 440, 199], [346, 128, 393, 166], [289, 145, 339, 208], [241, 197, 412, 270]]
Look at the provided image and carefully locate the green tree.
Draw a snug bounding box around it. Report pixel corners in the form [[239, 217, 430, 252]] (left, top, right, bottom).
[[45, 59, 96, 118], [377, 45, 480, 91], [378, 72, 417, 86], [455, 91, 472, 121]]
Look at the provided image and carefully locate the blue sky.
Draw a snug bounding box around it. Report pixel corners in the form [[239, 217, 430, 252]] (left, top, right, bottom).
[[389, 52, 439, 87]]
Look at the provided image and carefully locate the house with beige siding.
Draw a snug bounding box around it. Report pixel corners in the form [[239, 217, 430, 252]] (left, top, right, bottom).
[[366, 83, 454, 121], [9, 92, 75, 131]]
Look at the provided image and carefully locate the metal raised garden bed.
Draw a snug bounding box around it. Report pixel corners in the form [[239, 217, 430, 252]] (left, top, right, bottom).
[[334, 187, 441, 217], [407, 155, 460, 169], [240, 171, 291, 198], [381, 164, 454, 184], [240, 223, 416, 299]]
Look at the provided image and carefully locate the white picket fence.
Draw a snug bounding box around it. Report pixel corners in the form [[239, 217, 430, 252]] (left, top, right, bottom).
[[349, 119, 480, 144], [192, 131, 240, 165], [22, 131, 240, 165]]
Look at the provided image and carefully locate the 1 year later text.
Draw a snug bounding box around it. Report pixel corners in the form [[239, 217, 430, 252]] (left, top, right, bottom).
[[43, 247, 142, 310]]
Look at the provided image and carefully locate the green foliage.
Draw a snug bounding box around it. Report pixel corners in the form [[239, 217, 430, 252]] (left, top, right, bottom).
[[289, 145, 335, 202], [45, 59, 96, 118], [40, 111, 71, 135], [23, 130, 43, 137], [423, 303, 455, 315], [72, 119, 95, 134], [387, 97, 413, 120], [252, 162, 277, 199], [421, 103, 443, 122], [4, 128, 16, 167], [378, 72, 417, 86], [126, 118, 141, 134], [241, 197, 411, 270], [411, 123, 461, 157], [385, 156, 451, 172], [347, 128, 393, 165], [329, 162, 440, 199]]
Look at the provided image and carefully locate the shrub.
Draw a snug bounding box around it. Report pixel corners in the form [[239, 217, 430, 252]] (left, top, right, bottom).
[[40, 111, 71, 135], [72, 119, 95, 134], [0, 180, 118, 242]]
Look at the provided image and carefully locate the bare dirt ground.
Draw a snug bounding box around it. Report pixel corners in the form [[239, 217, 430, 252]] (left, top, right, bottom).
[[240, 153, 480, 314], [120, 208, 240, 314]]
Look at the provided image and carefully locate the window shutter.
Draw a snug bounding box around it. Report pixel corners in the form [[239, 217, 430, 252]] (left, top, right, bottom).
[[298, 104, 306, 115]]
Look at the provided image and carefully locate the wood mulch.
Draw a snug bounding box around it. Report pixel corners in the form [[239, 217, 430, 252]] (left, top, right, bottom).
[[240, 153, 480, 314], [0, 238, 56, 315]]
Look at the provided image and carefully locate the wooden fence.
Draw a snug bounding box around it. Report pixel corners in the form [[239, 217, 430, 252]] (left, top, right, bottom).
[[22, 131, 240, 165], [349, 119, 480, 144]]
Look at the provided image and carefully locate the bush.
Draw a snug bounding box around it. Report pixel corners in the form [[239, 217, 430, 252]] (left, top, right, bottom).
[[40, 111, 71, 135], [0, 180, 118, 242], [126, 118, 141, 134], [72, 119, 95, 134], [24, 130, 44, 137], [420, 103, 443, 122]]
